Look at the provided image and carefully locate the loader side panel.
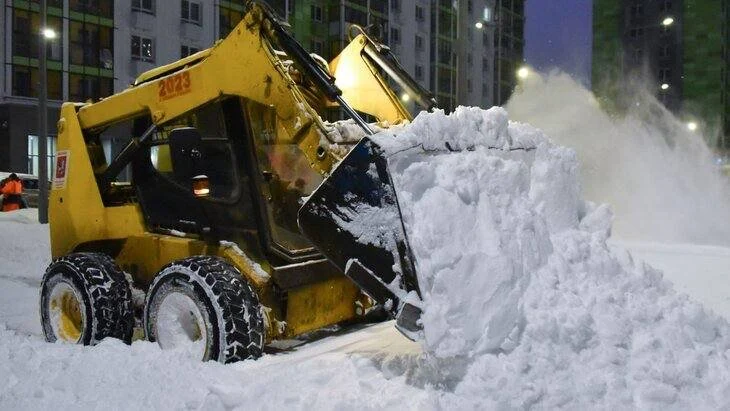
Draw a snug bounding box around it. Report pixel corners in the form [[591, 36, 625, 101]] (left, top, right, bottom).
[[113, 233, 362, 341], [50, 104, 145, 258], [284, 277, 360, 337]]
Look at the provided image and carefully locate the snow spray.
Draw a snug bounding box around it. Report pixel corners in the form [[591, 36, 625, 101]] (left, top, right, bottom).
[[506, 72, 730, 246]]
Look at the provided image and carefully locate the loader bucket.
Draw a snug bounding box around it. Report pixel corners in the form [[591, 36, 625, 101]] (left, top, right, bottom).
[[298, 137, 423, 339]]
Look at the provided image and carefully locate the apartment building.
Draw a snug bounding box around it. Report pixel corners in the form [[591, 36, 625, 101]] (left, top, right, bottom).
[[0, 0, 242, 174], [1, 0, 115, 173]]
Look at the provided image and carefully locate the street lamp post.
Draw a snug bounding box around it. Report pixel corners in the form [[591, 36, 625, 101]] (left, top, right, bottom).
[[38, 0, 49, 224]]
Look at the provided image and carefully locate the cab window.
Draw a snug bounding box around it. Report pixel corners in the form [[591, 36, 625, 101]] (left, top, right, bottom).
[[248, 102, 323, 253], [150, 101, 239, 201]]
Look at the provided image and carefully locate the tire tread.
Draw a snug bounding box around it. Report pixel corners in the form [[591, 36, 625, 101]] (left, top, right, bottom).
[[41, 252, 134, 344], [147, 256, 264, 363]]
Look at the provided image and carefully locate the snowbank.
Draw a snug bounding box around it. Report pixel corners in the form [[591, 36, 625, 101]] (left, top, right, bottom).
[[0, 215, 49, 335], [0, 209, 50, 281], [374, 106, 730, 408], [0, 208, 39, 224], [0, 323, 434, 410], [442, 225, 730, 409]]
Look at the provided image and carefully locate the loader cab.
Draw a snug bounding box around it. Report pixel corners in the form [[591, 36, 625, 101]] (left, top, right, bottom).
[[127, 96, 321, 264]]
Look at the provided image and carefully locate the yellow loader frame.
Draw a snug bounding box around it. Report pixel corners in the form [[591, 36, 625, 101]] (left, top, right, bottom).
[[49, 4, 414, 342]]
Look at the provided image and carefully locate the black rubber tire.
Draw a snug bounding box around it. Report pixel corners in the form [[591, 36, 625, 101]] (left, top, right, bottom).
[[144, 256, 265, 363], [40, 252, 134, 344]]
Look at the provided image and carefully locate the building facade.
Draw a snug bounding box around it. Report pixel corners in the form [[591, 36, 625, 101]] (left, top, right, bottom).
[[1, 0, 115, 174], [0, 0, 241, 175], [493, 0, 524, 106], [1, 0, 524, 174], [593, 0, 729, 152]]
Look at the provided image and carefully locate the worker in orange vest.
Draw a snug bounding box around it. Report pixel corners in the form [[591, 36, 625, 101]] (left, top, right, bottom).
[[1, 173, 23, 212]]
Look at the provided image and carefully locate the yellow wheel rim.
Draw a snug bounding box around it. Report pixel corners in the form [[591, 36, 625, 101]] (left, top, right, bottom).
[[49, 282, 85, 343], [156, 292, 209, 359]]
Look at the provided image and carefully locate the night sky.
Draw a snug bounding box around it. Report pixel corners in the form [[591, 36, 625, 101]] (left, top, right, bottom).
[[524, 0, 593, 86]]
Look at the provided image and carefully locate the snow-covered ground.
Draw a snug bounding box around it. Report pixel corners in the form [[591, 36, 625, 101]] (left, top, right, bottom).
[[1, 212, 729, 409], [610, 241, 730, 319]]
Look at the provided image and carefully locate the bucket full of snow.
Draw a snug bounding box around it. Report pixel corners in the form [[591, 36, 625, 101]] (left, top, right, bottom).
[[298, 106, 561, 346], [298, 135, 423, 337]]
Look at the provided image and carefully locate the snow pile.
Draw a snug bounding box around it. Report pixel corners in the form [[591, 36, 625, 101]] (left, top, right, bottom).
[[373, 106, 578, 356], [373, 106, 730, 408], [372, 107, 556, 356], [442, 223, 730, 409], [374, 106, 539, 153], [0, 212, 49, 336], [0, 210, 50, 282]]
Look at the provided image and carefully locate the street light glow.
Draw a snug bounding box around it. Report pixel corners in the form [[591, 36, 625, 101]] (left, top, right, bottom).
[[475, 21, 484, 29], [41, 28, 57, 39], [660, 83, 670, 90], [401, 93, 410, 102], [662, 17, 674, 26], [687, 122, 698, 131], [517, 67, 529, 80]]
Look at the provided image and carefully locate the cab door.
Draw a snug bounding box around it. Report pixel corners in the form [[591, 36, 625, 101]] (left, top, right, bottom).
[[246, 101, 324, 262], [133, 97, 258, 240]]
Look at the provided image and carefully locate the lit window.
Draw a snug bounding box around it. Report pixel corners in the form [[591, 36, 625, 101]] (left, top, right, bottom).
[[27, 135, 57, 177], [131, 35, 154, 62], [483, 6, 492, 22]]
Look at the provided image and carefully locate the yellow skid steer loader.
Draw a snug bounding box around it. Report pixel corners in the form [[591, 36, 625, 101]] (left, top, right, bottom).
[[40, 1, 435, 362]]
